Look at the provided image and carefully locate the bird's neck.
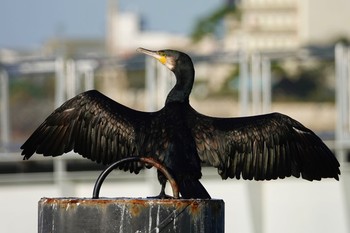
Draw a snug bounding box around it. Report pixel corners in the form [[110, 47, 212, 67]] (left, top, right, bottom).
[[166, 66, 194, 105]]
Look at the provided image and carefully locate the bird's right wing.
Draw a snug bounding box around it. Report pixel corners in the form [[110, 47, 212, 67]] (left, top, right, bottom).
[[20, 90, 158, 173]]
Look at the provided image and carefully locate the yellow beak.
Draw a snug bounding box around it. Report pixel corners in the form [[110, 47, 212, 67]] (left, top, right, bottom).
[[137, 47, 167, 65]]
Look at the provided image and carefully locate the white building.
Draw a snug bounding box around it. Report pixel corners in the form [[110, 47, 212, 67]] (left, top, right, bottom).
[[107, 10, 189, 55], [225, 0, 350, 52], [298, 0, 350, 45]]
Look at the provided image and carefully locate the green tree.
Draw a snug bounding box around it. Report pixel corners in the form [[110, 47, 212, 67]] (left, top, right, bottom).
[[191, 4, 239, 43]]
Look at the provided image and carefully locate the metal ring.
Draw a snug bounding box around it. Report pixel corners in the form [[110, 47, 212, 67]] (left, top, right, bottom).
[[92, 156, 179, 199]]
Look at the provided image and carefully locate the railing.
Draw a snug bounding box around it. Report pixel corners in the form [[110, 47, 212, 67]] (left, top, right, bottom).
[[335, 43, 350, 163]]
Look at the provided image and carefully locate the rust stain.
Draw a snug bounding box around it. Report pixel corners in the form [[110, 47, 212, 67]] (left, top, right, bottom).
[[128, 199, 148, 217], [129, 199, 148, 206], [129, 204, 141, 217], [189, 201, 201, 215]]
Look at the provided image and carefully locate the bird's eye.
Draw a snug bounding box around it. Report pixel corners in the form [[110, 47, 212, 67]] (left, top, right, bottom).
[[158, 51, 166, 57]]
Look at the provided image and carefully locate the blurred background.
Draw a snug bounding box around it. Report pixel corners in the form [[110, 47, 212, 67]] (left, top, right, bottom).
[[0, 0, 350, 232]]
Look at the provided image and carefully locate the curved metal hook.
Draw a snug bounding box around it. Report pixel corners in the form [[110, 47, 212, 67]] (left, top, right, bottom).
[[92, 156, 179, 199]]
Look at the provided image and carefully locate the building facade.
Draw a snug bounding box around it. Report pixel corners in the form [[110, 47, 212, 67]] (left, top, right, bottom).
[[225, 0, 350, 52]]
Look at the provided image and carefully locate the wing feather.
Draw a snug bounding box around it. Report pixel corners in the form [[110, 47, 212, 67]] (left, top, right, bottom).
[[21, 90, 164, 173], [189, 109, 340, 181]]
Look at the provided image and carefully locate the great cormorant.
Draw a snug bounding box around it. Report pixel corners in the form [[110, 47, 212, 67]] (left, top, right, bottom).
[[21, 48, 340, 199]]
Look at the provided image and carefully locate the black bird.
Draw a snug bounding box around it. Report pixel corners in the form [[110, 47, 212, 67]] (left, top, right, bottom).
[[21, 48, 340, 199]]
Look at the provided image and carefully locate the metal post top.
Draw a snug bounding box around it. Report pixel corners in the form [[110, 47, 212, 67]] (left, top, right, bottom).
[[39, 197, 224, 206]]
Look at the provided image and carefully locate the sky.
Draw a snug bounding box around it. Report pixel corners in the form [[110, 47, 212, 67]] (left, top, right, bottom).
[[0, 0, 222, 49]]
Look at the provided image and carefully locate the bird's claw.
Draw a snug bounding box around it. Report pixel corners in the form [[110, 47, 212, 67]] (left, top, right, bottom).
[[147, 193, 174, 199]]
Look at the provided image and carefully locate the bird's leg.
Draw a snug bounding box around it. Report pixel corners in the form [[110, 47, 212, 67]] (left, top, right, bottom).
[[147, 181, 173, 199], [147, 172, 174, 199], [159, 182, 173, 199]]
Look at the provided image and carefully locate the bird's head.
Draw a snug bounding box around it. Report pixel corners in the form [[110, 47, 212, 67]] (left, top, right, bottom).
[[137, 47, 195, 103], [137, 47, 192, 72]]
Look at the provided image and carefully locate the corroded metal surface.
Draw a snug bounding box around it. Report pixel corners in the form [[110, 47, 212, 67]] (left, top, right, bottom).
[[38, 197, 224, 233]]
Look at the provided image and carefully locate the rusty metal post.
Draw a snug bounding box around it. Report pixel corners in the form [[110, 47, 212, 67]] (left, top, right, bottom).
[[38, 197, 224, 233], [38, 157, 225, 232]]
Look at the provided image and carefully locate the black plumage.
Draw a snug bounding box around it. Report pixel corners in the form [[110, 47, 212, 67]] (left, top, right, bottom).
[[21, 48, 340, 199]]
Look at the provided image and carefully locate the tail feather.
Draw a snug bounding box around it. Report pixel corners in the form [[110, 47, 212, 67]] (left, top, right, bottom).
[[178, 179, 211, 199]]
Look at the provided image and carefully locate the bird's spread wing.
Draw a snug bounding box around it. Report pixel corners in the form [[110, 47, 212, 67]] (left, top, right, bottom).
[[189, 110, 340, 181], [20, 90, 159, 173]]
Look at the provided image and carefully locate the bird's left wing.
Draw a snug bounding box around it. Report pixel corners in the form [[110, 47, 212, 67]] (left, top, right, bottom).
[[20, 90, 158, 173], [189, 109, 340, 181]]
